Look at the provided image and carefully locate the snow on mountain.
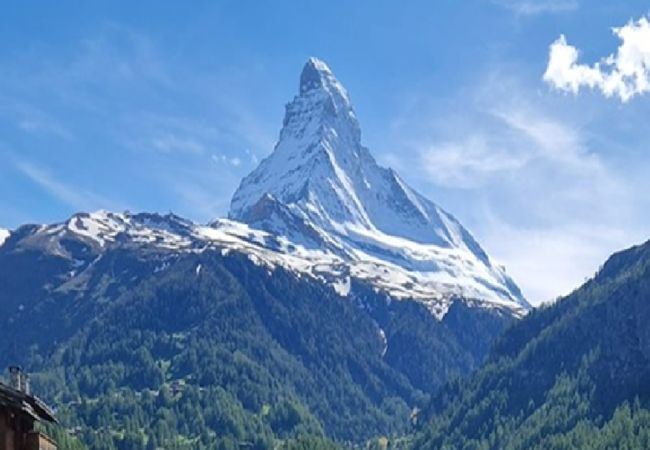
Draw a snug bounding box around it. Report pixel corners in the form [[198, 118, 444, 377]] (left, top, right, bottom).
[[15, 210, 526, 319], [9, 58, 529, 319], [231, 58, 476, 249], [229, 57, 529, 317], [0, 229, 9, 247], [23, 211, 194, 256]]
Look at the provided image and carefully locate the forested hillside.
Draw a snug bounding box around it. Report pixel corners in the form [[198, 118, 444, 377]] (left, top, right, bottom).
[[0, 233, 512, 449], [412, 239, 650, 449]]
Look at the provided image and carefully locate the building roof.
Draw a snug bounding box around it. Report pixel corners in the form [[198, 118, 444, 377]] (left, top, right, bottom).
[[0, 382, 57, 423]]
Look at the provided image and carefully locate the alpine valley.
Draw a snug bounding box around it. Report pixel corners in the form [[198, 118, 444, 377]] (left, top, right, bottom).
[[412, 237, 650, 450], [5, 58, 650, 450], [0, 59, 530, 449]]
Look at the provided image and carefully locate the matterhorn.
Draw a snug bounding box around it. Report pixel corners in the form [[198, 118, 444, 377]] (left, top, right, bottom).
[[228, 57, 529, 318]]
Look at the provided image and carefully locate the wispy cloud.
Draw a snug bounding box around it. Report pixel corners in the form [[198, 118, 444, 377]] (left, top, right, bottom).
[[68, 24, 173, 88], [419, 135, 527, 188], [212, 154, 242, 167], [126, 117, 214, 156], [413, 88, 609, 195], [245, 148, 259, 165], [14, 160, 123, 212], [17, 119, 74, 141], [149, 134, 206, 154], [150, 162, 240, 223], [481, 215, 636, 304], [544, 16, 650, 102], [493, 0, 578, 16], [0, 99, 75, 141], [382, 71, 643, 304], [1, 23, 276, 225]]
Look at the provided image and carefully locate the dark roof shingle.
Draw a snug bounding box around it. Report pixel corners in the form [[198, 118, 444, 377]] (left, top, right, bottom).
[[0, 383, 56, 423]]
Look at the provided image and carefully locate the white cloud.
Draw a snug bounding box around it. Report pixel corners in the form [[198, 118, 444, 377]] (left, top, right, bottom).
[[544, 16, 650, 102], [244, 148, 259, 165], [382, 71, 645, 305], [14, 161, 121, 211], [150, 134, 206, 154], [16, 115, 74, 141], [420, 135, 528, 188], [123, 114, 222, 156], [416, 101, 607, 192], [494, 0, 578, 15], [212, 154, 243, 167], [481, 216, 636, 304]]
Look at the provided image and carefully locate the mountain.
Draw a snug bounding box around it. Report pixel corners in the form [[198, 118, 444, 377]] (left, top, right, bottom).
[[0, 58, 528, 449], [0, 59, 528, 324], [0, 211, 513, 449], [412, 238, 650, 449], [230, 57, 528, 319], [0, 229, 9, 247]]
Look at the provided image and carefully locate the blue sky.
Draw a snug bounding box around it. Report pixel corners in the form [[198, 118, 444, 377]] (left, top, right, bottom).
[[2, 0, 650, 304]]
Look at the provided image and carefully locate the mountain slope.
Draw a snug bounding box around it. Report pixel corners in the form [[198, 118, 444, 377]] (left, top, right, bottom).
[[0, 59, 528, 324], [230, 57, 528, 318], [0, 211, 515, 449], [0, 212, 513, 449], [0, 58, 531, 449], [413, 238, 650, 449]]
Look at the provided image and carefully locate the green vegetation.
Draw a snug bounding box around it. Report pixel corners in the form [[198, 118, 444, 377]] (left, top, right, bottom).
[[7, 236, 650, 448], [0, 245, 511, 449], [412, 239, 650, 449]]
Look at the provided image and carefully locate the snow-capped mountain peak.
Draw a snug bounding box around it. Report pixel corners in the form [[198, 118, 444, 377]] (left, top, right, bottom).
[[5, 58, 529, 320], [300, 57, 351, 103], [228, 57, 529, 316], [229, 57, 366, 229]]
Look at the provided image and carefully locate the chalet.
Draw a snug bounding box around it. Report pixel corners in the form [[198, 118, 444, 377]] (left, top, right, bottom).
[[0, 367, 57, 450]]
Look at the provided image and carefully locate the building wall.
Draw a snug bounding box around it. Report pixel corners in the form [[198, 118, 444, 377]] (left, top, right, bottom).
[[26, 432, 57, 450], [0, 406, 56, 450], [0, 411, 16, 450]]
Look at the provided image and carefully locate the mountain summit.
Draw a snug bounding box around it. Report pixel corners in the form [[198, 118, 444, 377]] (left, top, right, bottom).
[[229, 58, 529, 317], [0, 58, 533, 448], [0, 58, 528, 320], [230, 56, 449, 245], [229, 56, 365, 232]]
